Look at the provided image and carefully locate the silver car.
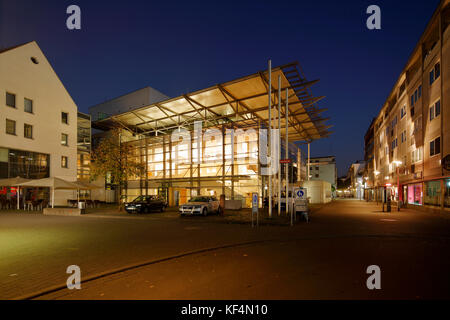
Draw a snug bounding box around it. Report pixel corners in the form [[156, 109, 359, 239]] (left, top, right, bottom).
[[179, 196, 221, 216]]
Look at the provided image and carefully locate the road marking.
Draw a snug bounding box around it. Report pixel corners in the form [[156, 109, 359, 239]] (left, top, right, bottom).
[[380, 219, 397, 222]]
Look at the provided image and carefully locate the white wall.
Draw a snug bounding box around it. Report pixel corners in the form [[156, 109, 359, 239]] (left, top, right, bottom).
[[0, 42, 78, 206]]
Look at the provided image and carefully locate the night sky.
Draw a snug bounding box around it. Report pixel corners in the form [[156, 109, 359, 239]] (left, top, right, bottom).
[[0, 0, 441, 175]]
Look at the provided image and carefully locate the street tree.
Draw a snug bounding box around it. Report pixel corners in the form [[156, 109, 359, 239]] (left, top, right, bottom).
[[90, 128, 144, 210]]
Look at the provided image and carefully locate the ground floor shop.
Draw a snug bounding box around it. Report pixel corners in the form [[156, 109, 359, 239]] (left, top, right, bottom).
[[365, 177, 450, 212]]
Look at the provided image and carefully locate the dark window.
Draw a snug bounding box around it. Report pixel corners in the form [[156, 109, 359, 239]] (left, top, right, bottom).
[[411, 95, 414, 107], [435, 63, 440, 79], [61, 156, 68, 168], [6, 92, 15, 108], [315, 174, 319, 178], [6, 119, 16, 135], [61, 133, 68, 146], [24, 124, 33, 139], [24, 98, 33, 113], [430, 69, 435, 85], [30, 57, 39, 64], [430, 106, 434, 121], [435, 100, 441, 117], [62, 112, 69, 124], [430, 137, 441, 156], [418, 85, 422, 98]]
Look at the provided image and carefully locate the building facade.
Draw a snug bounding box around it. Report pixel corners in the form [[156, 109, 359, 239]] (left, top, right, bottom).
[[0, 41, 79, 205], [366, 0, 450, 211], [308, 156, 337, 197], [92, 62, 331, 208]]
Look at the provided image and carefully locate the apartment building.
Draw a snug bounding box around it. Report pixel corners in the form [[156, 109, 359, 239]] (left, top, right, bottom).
[[0, 41, 79, 205], [367, 0, 450, 211], [308, 156, 337, 197]]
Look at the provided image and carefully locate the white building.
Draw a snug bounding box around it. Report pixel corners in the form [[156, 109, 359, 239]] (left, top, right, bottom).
[[0, 41, 78, 206], [308, 156, 337, 197]]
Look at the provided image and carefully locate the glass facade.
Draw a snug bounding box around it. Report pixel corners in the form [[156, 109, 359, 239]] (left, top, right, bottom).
[[0, 147, 50, 179], [424, 180, 441, 206], [122, 127, 267, 207], [445, 179, 450, 208], [77, 112, 91, 180], [407, 184, 423, 205]]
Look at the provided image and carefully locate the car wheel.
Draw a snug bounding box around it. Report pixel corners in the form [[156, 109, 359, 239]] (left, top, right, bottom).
[[202, 208, 208, 216]]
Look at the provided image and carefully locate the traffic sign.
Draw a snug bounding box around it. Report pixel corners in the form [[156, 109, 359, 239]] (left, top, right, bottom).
[[294, 188, 307, 200]]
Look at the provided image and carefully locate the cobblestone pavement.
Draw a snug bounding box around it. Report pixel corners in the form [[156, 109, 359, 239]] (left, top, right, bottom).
[[1, 199, 449, 299]]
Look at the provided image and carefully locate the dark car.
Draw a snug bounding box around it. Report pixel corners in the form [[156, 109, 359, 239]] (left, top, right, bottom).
[[124, 195, 167, 213]]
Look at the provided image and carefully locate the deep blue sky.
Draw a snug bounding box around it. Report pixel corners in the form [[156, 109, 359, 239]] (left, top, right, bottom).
[[0, 0, 441, 175]]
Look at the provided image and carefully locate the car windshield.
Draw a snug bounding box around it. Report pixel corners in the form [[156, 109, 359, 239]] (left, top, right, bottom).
[[189, 197, 210, 202], [132, 195, 157, 202]]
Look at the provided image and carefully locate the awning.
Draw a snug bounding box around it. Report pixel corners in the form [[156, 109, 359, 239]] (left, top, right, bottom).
[[93, 62, 332, 143]]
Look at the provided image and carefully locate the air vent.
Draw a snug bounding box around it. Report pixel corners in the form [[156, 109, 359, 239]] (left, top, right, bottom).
[[31, 57, 39, 64]]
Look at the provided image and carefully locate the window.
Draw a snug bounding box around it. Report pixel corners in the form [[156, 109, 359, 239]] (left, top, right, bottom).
[[6, 119, 16, 135], [61, 156, 68, 168], [401, 106, 406, 119], [430, 137, 441, 157], [61, 133, 68, 146], [435, 100, 441, 117], [6, 92, 16, 108], [24, 124, 33, 139], [62, 112, 69, 124], [418, 85, 422, 98], [391, 138, 398, 150], [401, 130, 407, 143], [430, 100, 441, 121], [435, 62, 440, 79], [24, 98, 33, 113], [430, 62, 440, 85], [412, 147, 423, 163], [315, 174, 319, 178]]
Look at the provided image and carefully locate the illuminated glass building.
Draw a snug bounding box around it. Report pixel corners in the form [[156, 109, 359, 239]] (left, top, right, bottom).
[[91, 63, 330, 207]]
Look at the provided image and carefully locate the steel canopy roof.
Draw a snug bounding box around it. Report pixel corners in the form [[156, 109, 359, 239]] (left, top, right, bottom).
[[93, 62, 331, 143]]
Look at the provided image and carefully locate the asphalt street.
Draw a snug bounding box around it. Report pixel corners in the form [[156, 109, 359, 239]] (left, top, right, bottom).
[[1, 199, 450, 299]]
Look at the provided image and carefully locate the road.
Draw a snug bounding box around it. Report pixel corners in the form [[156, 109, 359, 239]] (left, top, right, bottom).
[[1, 199, 450, 299]]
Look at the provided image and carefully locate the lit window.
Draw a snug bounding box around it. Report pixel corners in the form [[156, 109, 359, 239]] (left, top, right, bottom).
[[61, 156, 68, 168], [6, 119, 16, 135], [61, 133, 69, 146]]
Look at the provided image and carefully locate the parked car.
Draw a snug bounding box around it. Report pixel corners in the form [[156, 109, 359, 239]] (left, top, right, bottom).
[[179, 196, 221, 216], [124, 195, 167, 213]]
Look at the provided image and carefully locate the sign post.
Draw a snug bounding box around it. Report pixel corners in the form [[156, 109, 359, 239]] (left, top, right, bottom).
[[252, 193, 259, 228]]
